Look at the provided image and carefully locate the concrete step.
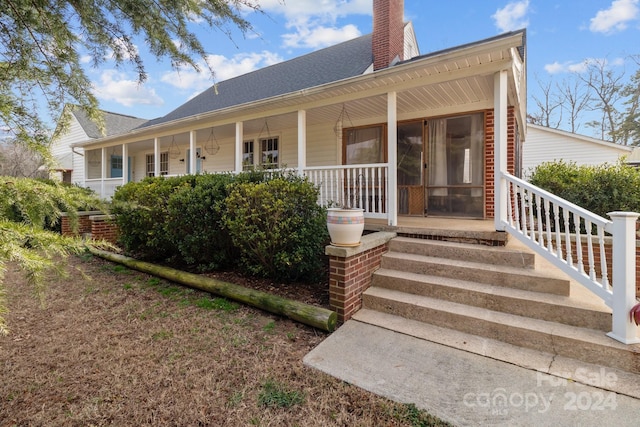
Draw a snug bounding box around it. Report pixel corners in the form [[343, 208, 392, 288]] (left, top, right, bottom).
[[389, 236, 536, 268], [381, 251, 570, 296], [361, 287, 640, 374], [372, 268, 611, 331], [351, 309, 640, 400]]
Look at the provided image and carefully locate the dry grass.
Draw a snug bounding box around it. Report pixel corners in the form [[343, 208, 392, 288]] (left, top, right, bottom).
[[0, 253, 451, 426]]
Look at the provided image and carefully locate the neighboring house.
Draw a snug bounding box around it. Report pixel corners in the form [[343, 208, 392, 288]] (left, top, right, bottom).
[[67, 0, 526, 226], [50, 107, 147, 184], [522, 124, 635, 178]]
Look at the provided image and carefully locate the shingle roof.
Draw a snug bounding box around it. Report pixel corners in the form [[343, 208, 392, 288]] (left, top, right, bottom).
[[72, 109, 148, 138], [139, 33, 374, 129]]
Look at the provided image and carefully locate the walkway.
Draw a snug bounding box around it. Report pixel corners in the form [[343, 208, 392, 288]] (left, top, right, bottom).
[[304, 320, 640, 426]]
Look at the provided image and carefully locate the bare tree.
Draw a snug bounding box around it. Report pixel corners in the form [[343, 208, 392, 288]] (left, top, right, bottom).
[[618, 55, 640, 145], [529, 74, 563, 128], [578, 58, 625, 143], [0, 140, 48, 178], [557, 76, 591, 134]]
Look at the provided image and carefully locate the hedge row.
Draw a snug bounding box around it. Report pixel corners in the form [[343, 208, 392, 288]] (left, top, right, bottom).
[[529, 160, 640, 219], [111, 171, 328, 282]]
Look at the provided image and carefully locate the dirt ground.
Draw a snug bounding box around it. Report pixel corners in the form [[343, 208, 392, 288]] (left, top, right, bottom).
[[0, 253, 451, 427]]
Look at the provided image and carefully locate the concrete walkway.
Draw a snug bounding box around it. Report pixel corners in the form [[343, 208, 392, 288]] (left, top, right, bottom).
[[304, 320, 640, 426]]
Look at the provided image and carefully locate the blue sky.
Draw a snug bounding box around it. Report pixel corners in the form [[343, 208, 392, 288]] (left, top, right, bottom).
[[89, 0, 640, 133]]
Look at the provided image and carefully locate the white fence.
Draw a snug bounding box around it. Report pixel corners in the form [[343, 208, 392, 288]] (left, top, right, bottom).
[[501, 172, 639, 344]]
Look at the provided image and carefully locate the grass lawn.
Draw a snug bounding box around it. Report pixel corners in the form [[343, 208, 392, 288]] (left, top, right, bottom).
[[0, 253, 452, 426]]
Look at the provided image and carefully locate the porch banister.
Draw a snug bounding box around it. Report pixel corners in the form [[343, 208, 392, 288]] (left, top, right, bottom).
[[297, 110, 306, 176], [606, 211, 640, 344], [235, 122, 243, 173], [189, 130, 196, 174], [154, 137, 160, 177], [387, 91, 398, 226], [100, 147, 106, 198], [494, 70, 508, 231]]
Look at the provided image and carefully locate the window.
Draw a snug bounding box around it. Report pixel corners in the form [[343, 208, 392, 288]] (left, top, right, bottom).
[[260, 137, 279, 169], [243, 140, 254, 170], [146, 152, 169, 177], [344, 126, 384, 164]]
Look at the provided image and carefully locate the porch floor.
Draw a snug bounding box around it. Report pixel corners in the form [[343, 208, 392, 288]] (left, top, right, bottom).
[[365, 216, 507, 245]]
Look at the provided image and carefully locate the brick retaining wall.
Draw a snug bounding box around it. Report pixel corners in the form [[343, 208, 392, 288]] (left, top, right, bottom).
[[326, 232, 396, 323]]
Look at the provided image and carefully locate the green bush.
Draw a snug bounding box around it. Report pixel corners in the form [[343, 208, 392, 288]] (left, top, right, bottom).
[[112, 170, 329, 282], [222, 175, 328, 282], [529, 160, 640, 219], [165, 173, 237, 270], [111, 175, 195, 260]]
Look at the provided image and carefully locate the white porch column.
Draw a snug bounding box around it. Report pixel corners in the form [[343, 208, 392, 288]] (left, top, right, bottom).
[[387, 91, 398, 226], [297, 110, 307, 176], [494, 70, 508, 231], [235, 122, 243, 173], [100, 147, 107, 198], [189, 130, 197, 174], [607, 212, 640, 344], [122, 143, 128, 184], [154, 137, 160, 177]]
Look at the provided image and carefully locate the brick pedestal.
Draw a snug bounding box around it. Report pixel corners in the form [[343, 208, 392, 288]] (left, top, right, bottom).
[[326, 232, 396, 323], [90, 215, 119, 244], [61, 211, 102, 237]]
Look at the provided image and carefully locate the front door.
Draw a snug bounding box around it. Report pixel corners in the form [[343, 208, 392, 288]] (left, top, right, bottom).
[[397, 121, 425, 215], [397, 113, 485, 218], [426, 113, 485, 218]]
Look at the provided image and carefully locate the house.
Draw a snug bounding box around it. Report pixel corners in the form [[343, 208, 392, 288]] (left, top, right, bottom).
[[50, 107, 147, 184], [67, 0, 526, 227], [522, 123, 635, 178], [60, 0, 640, 376]]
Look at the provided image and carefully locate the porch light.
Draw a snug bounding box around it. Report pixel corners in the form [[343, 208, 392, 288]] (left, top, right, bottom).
[[168, 136, 181, 159], [204, 128, 220, 156], [333, 103, 354, 137]]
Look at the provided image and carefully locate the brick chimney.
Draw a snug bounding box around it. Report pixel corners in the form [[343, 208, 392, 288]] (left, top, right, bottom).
[[372, 0, 405, 71]]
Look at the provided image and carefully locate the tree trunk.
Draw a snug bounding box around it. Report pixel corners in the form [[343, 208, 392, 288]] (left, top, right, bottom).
[[87, 247, 337, 332]]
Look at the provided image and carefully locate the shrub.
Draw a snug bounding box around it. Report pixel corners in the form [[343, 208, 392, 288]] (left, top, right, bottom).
[[222, 175, 328, 282], [111, 175, 196, 260], [165, 173, 237, 269], [0, 177, 105, 232], [529, 160, 640, 219]]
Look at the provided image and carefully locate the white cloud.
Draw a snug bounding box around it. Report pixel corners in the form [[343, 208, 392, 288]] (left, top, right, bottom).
[[92, 70, 163, 107], [258, 0, 368, 49], [589, 0, 639, 33], [258, 0, 370, 22], [492, 0, 530, 32], [282, 24, 361, 49], [543, 57, 625, 74], [160, 51, 284, 91]]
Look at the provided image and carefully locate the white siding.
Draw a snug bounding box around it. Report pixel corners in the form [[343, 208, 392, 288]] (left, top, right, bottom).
[[523, 125, 632, 178], [306, 123, 339, 166], [50, 115, 91, 184]]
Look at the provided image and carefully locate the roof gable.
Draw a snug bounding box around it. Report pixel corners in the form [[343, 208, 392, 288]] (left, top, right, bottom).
[[140, 34, 374, 128], [72, 109, 148, 139]]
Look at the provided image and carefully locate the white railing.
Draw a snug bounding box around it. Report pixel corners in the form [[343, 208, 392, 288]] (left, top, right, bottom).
[[501, 172, 640, 344], [304, 163, 388, 218], [85, 178, 123, 200]]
